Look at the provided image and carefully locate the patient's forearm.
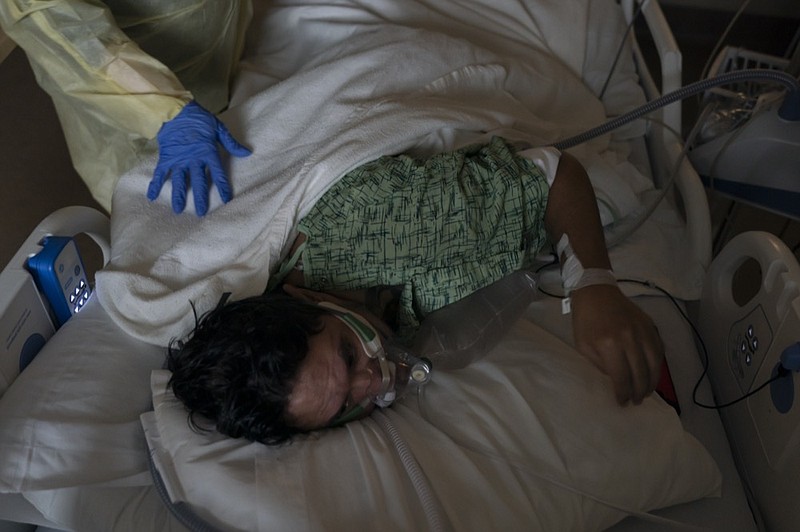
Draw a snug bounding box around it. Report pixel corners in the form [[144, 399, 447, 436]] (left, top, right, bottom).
[[543, 152, 664, 406], [543, 152, 611, 269]]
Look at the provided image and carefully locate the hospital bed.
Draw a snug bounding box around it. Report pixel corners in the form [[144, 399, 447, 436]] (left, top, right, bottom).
[[1, 0, 798, 530]]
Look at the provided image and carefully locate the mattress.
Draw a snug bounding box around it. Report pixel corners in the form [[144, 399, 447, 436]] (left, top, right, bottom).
[[0, 287, 755, 531]]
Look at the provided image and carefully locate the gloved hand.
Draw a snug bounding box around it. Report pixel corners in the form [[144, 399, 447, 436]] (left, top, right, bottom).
[[147, 101, 252, 216]]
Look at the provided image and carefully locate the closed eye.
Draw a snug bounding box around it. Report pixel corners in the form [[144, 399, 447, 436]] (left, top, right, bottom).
[[340, 338, 356, 370]]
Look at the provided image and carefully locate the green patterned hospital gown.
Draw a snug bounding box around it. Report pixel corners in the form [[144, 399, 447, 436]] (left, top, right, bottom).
[[290, 136, 552, 336]]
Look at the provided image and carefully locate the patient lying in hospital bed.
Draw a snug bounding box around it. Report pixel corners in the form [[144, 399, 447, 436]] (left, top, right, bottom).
[[2, 1, 752, 530], [105, 2, 725, 528], [168, 138, 664, 444]]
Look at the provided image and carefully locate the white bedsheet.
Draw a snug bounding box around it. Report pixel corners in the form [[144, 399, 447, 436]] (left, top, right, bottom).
[[142, 294, 723, 532], [0, 3, 730, 530], [95, 0, 675, 346]]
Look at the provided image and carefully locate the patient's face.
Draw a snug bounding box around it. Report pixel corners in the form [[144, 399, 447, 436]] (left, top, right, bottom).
[[285, 314, 385, 430]]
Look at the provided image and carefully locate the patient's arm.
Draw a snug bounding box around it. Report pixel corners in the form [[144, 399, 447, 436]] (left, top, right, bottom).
[[544, 152, 664, 405]]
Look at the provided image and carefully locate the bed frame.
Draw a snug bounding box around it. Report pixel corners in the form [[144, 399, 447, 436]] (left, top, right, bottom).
[[621, 0, 711, 270], [699, 231, 800, 531], [1, 1, 798, 530]]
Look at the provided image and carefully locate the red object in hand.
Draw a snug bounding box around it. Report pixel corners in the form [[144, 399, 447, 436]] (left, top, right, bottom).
[[656, 358, 680, 415]]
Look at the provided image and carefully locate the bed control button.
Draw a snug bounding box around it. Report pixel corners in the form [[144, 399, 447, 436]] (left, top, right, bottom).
[[728, 306, 773, 395]]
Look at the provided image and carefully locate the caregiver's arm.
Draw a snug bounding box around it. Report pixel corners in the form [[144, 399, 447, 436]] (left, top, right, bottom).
[[544, 152, 664, 405], [0, 0, 190, 140]]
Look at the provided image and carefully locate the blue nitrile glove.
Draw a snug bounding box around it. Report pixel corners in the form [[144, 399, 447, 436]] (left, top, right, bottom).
[[147, 101, 252, 216]]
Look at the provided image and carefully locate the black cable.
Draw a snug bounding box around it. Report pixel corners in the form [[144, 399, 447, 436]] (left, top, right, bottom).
[[533, 273, 792, 409], [701, 369, 787, 409], [616, 278, 791, 410]]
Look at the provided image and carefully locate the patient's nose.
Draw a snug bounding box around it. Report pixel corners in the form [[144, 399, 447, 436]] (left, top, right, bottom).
[[349, 359, 386, 404]]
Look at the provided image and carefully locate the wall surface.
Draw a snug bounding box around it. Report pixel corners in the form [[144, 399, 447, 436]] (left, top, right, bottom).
[[0, 47, 101, 268], [662, 0, 799, 18], [0, 28, 14, 64]]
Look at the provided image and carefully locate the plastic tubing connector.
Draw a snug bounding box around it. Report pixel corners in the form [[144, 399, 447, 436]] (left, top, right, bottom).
[[553, 69, 800, 150], [778, 87, 800, 121], [781, 343, 800, 372]]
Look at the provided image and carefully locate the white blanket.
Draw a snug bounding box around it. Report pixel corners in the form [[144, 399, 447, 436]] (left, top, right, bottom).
[[96, 0, 668, 345], [142, 297, 723, 531]]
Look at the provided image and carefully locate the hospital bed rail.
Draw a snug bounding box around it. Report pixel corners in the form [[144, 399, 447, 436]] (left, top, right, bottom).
[[0, 206, 109, 395], [622, 0, 712, 279]]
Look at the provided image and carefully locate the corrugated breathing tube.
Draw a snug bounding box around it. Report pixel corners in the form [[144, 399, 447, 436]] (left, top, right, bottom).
[[553, 69, 800, 150]]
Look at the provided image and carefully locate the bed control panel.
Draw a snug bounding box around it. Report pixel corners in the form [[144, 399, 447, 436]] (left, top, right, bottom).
[[699, 230, 800, 532], [27, 236, 92, 328], [744, 311, 800, 470], [0, 206, 110, 397], [727, 305, 773, 396]]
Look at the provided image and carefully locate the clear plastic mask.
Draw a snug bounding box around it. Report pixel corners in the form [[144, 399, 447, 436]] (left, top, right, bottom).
[[319, 302, 431, 426]]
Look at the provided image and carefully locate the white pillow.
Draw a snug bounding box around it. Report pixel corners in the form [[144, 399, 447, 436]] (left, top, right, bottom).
[[143, 302, 722, 532], [0, 296, 163, 493]]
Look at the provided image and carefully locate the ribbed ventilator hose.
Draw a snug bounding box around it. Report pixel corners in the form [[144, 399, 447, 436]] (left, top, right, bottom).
[[553, 69, 800, 150], [372, 409, 450, 532]]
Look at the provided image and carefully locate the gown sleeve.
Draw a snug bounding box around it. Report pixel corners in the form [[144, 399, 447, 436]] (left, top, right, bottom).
[[0, 0, 191, 140]]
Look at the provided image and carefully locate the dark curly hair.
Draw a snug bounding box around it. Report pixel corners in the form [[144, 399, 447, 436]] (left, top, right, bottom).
[[166, 292, 329, 445]]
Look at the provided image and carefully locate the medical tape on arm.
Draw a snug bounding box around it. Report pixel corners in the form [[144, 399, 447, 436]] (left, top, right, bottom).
[[556, 234, 616, 313]]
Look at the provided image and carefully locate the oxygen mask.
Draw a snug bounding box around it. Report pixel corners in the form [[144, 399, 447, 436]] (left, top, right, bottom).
[[319, 302, 431, 426]]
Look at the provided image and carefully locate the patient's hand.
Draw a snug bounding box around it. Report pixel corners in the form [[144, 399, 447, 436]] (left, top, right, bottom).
[[569, 284, 664, 405]]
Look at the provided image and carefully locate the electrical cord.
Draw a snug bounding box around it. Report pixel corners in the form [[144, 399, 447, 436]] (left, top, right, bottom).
[[616, 278, 792, 411], [538, 6, 800, 409], [533, 273, 793, 411]]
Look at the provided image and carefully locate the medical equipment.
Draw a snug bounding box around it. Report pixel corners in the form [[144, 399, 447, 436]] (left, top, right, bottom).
[[27, 236, 92, 328], [2, 1, 798, 530], [413, 270, 540, 370], [319, 302, 432, 425], [700, 231, 800, 532], [773, 344, 800, 414], [688, 47, 800, 219], [0, 207, 109, 397], [552, 66, 800, 250], [384, 344, 432, 394]]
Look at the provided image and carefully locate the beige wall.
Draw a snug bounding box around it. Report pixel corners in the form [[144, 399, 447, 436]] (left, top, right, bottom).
[[0, 28, 14, 64]]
